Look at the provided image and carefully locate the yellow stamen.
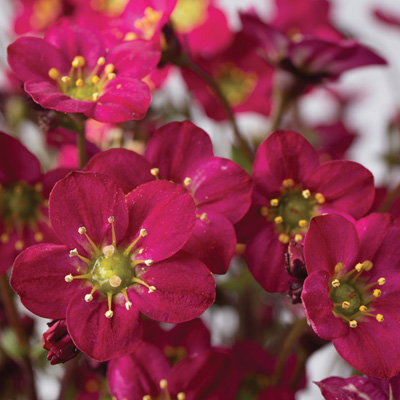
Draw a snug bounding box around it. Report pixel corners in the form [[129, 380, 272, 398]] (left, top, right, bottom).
[[334, 262, 344, 273], [48, 68, 59, 80], [342, 301, 350, 309], [69, 248, 91, 264], [183, 177, 192, 187], [150, 168, 159, 178], [132, 277, 156, 293], [378, 278, 386, 285], [159, 379, 168, 389], [72, 55, 85, 68], [75, 79, 84, 88], [104, 64, 115, 74], [92, 93, 100, 101], [376, 314, 384, 322], [107, 73, 116, 80], [78, 226, 100, 254], [122, 288, 132, 310], [199, 213, 207, 221], [108, 216, 116, 247], [355, 263, 364, 273], [302, 189, 311, 199], [274, 216, 283, 225], [260, 206, 269, 217], [282, 178, 294, 188], [349, 320, 357, 328], [359, 305, 367, 312], [124, 32, 138, 41], [1, 233, 9, 243], [34, 231, 43, 242], [373, 289, 381, 297], [97, 57, 106, 65], [294, 234, 302, 242], [85, 286, 98, 302], [61, 76, 70, 84], [177, 394, 186, 400], [278, 233, 290, 244], [105, 292, 113, 318], [15, 240, 24, 250], [124, 229, 148, 256], [331, 279, 340, 287], [270, 198, 279, 207], [298, 219, 307, 228], [91, 75, 100, 85], [363, 260, 373, 271], [315, 193, 325, 204]]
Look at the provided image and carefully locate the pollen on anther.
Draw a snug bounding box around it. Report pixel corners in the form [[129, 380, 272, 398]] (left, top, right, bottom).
[[148, 286, 156, 293], [274, 216, 283, 224], [278, 233, 290, 244], [78, 227, 87, 234], [92, 75, 100, 84], [177, 393, 186, 400], [331, 279, 340, 287], [200, 213, 208, 221], [363, 260, 373, 271], [294, 234, 302, 242], [0, 233, 9, 243], [373, 289, 382, 297], [150, 167, 159, 177], [65, 274, 73, 282], [359, 305, 367, 312], [34, 232, 43, 242], [270, 198, 279, 207], [334, 262, 344, 273], [92, 93, 100, 101], [378, 278, 386, 285], [342, 301, 350, 309], [349, 320, 357, 328], [144, 259, 153, 266], [48, 68, 59, 79], [260, 206, 269, 217], [282, 178, 294, 188], [183, 177, 192, 187], [107, 73, 116, 80], [97, 57, 106, 65], [298, 219, 307, 228], [376, 314, 384, 322], [315, 193, 325, 204], [15, 240, 24, 250], [159, 379, 168, 389], [302, 189, 311, 199], [105, 64, 115, 74], [61, 76, 70, 83], [143, 396, 152, 400], [76, 79, 84, 88], [125, 301, 132, 310], [69, 248, 79, 257], [355, 263, 363, 272], [140, 229, 148, 237], [105, 310, 114, 318], [108, 216, 115, 223]]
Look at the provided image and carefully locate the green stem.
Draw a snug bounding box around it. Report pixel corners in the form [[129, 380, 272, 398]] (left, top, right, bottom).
[[0, 274, 37, 400], [179, 58, 254, 164], [271, 318, 308, 385]]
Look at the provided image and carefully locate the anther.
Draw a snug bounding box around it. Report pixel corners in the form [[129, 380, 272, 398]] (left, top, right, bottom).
[[48, 68, 59, 80], [274, 216, 283, 224], [270, 198, 279, 207], [378, 278, 386, 285], [373, 289, 381, 297], [355, 263, 363, 273], [108, 216, 115, 223], [85, 294, 93, 302], [144, 259, 153, 266], [104, 64, 115, 74], [199, 213, 207, 221], [105, 292, 114, 318], [150, 168, 159, 178], [298, 220, 307, 228], [97, 57, 105, 65], [15, 240, 24, 250], [125, 301, 132, 310], [334, 262, 344, 273], [349, 320, 357, 328], [363, 260, 373, 271], [183, 177, 192, 187], [143, 396, 152, 400], [105, 310, 114, 318], [34, 182, 43, 192], [294, 234, 302, 242], [92, 93, 99, 101], [0, 233, 9, 243], [159, 379, 168, 389], [278, 233, 290, 244], [92, 75, 100, 84], [109, 275, 122, 288], [34, 232, 43, 242], [124, 32, 138, 41], [260, 206, 269, 217], [376, 314, 384, 322], [315, 193, 325, 204], [331, 279, 340, 287], [103, 245, 115, 258], [140, 229, 148, 237], [177, 394, 186, 400], [78, 227, 86, 234], [69, 248, 79, 257], [342, 301, 350, 309], [61, 76, 70, 83], [76, 79, 84, 88], [359, 305, 367, 312], [282, 178, 294, 188], [65, 274, 73, 282], [72, 55, 85, 68], [302, 189, 311, 199], [107, 73, 116, 80]]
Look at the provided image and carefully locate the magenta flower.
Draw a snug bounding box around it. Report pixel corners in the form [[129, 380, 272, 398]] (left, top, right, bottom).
[[316, 374, 400, 399], [7, 19, 160, 123], [0, 131, 69, 274], [302, 213, 400, 378], [107, 341, 237, 400], [85, 121, 252, 274], [245, 130, 375, 293], [11, 171, 215, 361]]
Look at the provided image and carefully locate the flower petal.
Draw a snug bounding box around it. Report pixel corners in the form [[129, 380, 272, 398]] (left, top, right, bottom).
[[11, 244, 81, 319], [302, 270, 348, 340], [66, 289, 142, 361], [125, 181, 195, 262], [304, 214, 359, 275], [128, 252, 215, 323], [49, 171, 128, 257], [253, 130, 319, 197], [85, 148, 154, 193], [305, 160, 374, 219], [183, 211, 236, 274]]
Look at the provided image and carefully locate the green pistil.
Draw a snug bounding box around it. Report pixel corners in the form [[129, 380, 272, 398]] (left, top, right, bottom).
[[330, 282, 362, 317]]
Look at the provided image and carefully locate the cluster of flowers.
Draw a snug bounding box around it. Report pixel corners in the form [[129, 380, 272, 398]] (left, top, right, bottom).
[[1, 0, 400, 399]]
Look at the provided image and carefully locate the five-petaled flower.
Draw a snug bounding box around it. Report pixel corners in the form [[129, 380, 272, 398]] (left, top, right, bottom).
[[11, 171, 215, 361]]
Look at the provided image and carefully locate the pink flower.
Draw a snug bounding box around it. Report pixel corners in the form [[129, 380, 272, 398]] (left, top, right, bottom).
[[244, 130, 375, 293], [11, 171, 215, 361], [7, 19, 160, 123], [0, 131, 69, 274], [302, 213, 400, 378]]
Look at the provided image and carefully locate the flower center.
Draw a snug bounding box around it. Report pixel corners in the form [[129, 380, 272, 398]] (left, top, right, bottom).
[[143, 379, 186, 400], [329, 261, 385, 328], [260, 179, 325, 244], [0, 181, 45, 248], [170, 0, 209, 33], [65, 217, 156, 318], [215, 63, 257, 107], [48, 56, 117, 102], [130, 7, 163, 40]]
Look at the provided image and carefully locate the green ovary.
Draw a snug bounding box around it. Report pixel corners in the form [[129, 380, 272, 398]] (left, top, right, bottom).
[[90, 250, 133, 295], [330, 282, 362, 317]]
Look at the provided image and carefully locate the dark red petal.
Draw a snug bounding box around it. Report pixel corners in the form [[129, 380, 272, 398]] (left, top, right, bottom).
[[301, 270, 348, 340], [85, 148, 154, 194], [253, 130, 319, 197], [305, 160, 374, 219], [188, 157, 252, 224], [245, 224, 293, 293], [107, 342, 170, 400], [304, 214, 359, 275], [66, 289, 142, 361], [0, 131, 41, 184], [11, 244, 81, 319], [128, 252, 215, 323], [87, 78, 151, 123], [144, 121, 214, 182], [125, 181, 195, 262], [7, 37, 68, 82], [49, 171, 128, 257], [183, 211, 236, 274]]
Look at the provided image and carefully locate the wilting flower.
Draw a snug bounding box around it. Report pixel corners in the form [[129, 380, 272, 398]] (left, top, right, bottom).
[[244, 130, 375, 293], [107, 341, 237, 400], [0, 131, 68, 274], [7, 19, 160, 123], [11, 171, 215, 361], [302, 213, 400, 378]]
